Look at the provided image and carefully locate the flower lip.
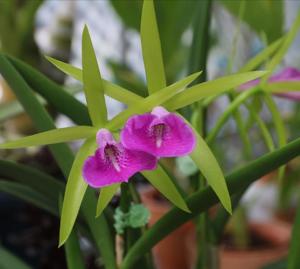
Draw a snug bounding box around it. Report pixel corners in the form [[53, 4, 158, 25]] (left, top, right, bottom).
[[103, 145, 121, 172], [152, 123, 165, 148]]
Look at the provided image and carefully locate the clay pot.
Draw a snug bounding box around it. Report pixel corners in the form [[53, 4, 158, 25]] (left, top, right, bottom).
[[186, 221, 290, 269], [141, 187, 196, 269], [220, 246, 287, 269], [141, 187, 291, 269], [220, 220, 290, 269]]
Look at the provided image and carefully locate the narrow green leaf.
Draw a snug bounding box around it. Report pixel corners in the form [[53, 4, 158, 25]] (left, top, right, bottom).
[[0, 160, 64, 202], [239, 36, 284, 72], [0, 246, 32, 269], [165, 71, 268, 110], [206, 87, 260, 144], [0, 180, 58, 215], [221, 0, 283, 43], [46, 56, 141, 105], [46, 56, 83, 81], [105, 71, 201, 130], [187, 122, 231, 213], [142, 165, 190, 213], [81, 188, 117, 269], [287, 199, 300, 269], [96, 183, 120, 217], [82, 26, 107, 126], [59, 138, 97, 247], [264, 94, 287, 180], [245, 103, 275, 152], [59, 196, 86, 269], [265, 81, 300, 93], [141, 0, 166, 94], [0, 55, 115, 263], [0, 126, 96, 149], [0, 99, 27, 122], [0, 54, 74, 176], [7, 55, 91, 126]]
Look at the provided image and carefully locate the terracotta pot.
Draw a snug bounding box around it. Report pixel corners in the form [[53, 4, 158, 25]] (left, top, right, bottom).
[[141, 187, 195, 269], [141, 187, 291, 269], [186, 221, 290, 269], [220, 246, 287, 269]]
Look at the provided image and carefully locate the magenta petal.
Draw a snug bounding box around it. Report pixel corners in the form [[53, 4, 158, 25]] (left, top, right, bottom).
[[239, 67, 300, 101], [269, 67, 300, 81], [121, 110, 196, 157], [274, 92, 300, 101], [83, 143, 157, 188], [121, 113, 157, 153], [156, 114, 196, 157]]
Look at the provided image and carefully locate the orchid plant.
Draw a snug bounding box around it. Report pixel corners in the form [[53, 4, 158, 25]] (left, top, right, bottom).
[[0, 1, 300, 269]]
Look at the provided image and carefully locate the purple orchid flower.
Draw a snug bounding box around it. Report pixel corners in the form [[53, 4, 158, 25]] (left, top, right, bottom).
[[121, 106, 196, 158], [240, 67, 300, 101], [83, 129, 157, 188]]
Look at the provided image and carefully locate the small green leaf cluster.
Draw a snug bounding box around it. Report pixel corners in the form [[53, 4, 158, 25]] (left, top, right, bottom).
[[114, 204, 150, 235]]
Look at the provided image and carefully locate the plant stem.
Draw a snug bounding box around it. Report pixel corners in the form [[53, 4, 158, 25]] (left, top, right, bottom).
[[188, 0, 212, 267]]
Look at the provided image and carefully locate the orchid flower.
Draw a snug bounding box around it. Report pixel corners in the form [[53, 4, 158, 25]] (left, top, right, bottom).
[[83, 129, 157, 188], [240, 67, 300, 101], [121, 106, 196, 157]]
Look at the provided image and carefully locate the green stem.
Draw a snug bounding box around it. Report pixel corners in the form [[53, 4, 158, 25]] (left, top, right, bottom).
[[121, 136, 300, 269], [245, 102, 275, 152], [120, 183, 149, 269], [7, 55, 91, 126], [206, 87, 260, 144], [212, 189, 245, 244], [228, 92, 252, 158], [188, 1, 212, 267]]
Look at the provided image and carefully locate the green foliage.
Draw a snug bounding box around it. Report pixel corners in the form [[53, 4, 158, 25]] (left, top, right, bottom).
[[221, 0, 283, 43], [128, 204, 150, 228], [141, 0, 166, 94], [142, 165, 190, 213], [59, 138, 97, 246], [59, 196, 86, 269], [105, 71, 201, 130], [0, 180, 58, 215], [0, 126, 96, 149], [165, 71, 267, 110], [0, 0, 43, 64], [0, 246, 32, 269], [111, 0, 196, 81], [82, 26, 107, 126], [97, 183, 120, 217], [8, 55, 90, 125], [189, 123, 232, 213]]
